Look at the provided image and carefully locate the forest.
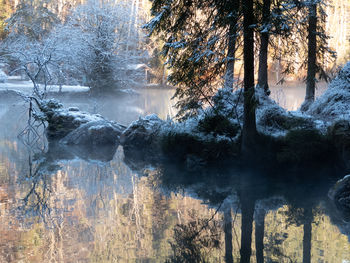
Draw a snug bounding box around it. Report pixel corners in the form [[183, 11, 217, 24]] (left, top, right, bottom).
[[0, 0, 350, 262]]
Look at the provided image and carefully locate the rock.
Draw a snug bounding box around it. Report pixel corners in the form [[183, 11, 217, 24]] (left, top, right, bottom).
[[61, 120, 125, 146], [68, 107, 80, 112], [38, 99, 126, 148], [328, 120, 350, 169], [329, 175, 350, 221], [120, 114, 165, 156], [40, 99, 110, 140]]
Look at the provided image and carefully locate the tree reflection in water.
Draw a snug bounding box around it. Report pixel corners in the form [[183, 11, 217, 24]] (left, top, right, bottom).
[[19, 154, 57, 224], [165, 208, 222, 263], [139, 156, 349, 263], [16, 101, 56, 225]]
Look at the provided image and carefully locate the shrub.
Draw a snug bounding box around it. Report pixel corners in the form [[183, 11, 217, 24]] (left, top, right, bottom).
[[198, 114, 240, 137]]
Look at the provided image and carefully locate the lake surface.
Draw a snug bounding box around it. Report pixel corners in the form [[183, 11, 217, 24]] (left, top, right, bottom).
[[0, 84, 349, 263]]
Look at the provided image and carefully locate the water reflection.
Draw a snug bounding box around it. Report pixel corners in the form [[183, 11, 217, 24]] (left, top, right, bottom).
[[1, 140, 350, 262], [0, 88, 349, 262], [147, 159, 350, 262]]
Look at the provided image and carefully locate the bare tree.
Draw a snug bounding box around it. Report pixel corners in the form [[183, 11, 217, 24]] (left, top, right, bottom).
[[56, 0, 145, 92]]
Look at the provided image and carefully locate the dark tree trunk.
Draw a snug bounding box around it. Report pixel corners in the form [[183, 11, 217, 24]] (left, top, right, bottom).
[[303, 208, 313, 263], [224, 1, 239, 91], [224, 207, 234, 263], [242, 0, 257, 156], [224, 20, 237, 91], [240, 198, 255, 263], [255, 208, 266, 263], [301, 3, 317, 112], [257, 0, 271, 96]]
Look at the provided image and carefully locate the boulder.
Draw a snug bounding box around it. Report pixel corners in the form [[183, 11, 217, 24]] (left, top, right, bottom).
[[328, 175, 350, 221], [40, 99, 107, 139], [61, 120, 125, 146], [39, 99, 126, 147], [328, 120, 350, 169], [120, 114, 165, 155]]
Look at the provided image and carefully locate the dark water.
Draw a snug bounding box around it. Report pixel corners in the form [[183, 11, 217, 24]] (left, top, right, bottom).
[[0, 87, 349, 263]]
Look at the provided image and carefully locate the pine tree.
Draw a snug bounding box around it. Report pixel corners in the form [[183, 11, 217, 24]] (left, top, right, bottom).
[[145, 0, 243, 120], [300, 0, 336, 111], [5, 0, 59, 41], [0, 0, 13, 40]]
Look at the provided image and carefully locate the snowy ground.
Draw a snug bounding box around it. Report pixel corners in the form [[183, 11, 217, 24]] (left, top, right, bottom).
[[0, 77, 90, 95]]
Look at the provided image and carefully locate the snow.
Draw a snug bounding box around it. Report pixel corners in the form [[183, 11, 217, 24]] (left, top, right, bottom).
[[47, 85, 90, 93], [0, 69, 8, 83], [126, 64, 149, 70], [58, 110, 103, 123], [0, 79, 90, 95], [161, 82, 331, 142], [143, 7, 168, 35], [307, 62, 350, 120]]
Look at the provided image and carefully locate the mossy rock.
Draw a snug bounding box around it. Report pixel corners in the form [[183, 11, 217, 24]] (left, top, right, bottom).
[[328, 120, 350, 146], [329, 175, 350, 221], [198, 114, 240, 137], [277, 129, 334, 165], [328, 120, 350, 169]]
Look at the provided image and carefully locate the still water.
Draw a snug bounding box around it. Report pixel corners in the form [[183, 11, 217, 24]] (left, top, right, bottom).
[[0, 85, 349, 263]]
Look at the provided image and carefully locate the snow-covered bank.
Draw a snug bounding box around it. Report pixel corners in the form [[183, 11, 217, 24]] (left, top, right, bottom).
[[121, 63, 350, 168], [307, 62, 350, 120], [0, 81, 90, 94], [30, 63, 350, 169]]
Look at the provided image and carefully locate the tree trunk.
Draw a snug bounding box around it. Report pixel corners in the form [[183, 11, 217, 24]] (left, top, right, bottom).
[[303, 208, 313, 263], [224, 21, 237, 91], [257, 0, 271, 96], [224, 2, 239, 91], [240, 198, 255, 263], [242, 0, 257, 156], [255, 208, 266, 263], [224, 207, 234, 263], [301, 3, 317, 112]]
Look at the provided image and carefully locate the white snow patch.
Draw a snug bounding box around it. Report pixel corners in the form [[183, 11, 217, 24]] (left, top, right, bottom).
[[308, 62, 350, 120], [0, 81, 90, 94], [47, 85, 90, 93], [0, 70, 8, 83]]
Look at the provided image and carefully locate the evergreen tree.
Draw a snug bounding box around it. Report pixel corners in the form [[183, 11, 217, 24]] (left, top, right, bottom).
[[145, 0, 242, 120], [5, 0, 59, 41], [300, 0, 336, 111], [0, 0, 13, 40]]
